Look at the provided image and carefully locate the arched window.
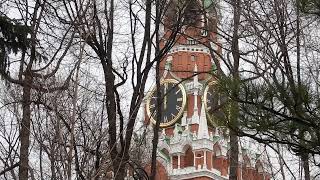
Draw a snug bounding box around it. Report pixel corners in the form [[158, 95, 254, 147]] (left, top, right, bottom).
[[172, 156, 178, 169], [160, 148, 170, 161], [255, 161, 263, 173], [183, 146, 194, 167], [190, 55, 196, 61]]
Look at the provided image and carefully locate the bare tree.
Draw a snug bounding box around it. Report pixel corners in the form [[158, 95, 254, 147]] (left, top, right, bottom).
[[0, 1, 78, 179], [57, 0, 185, 179]]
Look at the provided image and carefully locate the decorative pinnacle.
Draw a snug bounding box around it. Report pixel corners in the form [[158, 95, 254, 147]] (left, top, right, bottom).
[[165, 56, 173, 71], [198, 100, 209, 139], [191, 63, 200, 124], [193, 63, 198, 86]]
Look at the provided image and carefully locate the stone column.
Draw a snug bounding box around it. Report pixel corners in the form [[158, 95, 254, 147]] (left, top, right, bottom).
[[178, 154, 181, 169], [170, 155, 173, 171], [203, 151, 207, 169], [193, 151, 196, 168]]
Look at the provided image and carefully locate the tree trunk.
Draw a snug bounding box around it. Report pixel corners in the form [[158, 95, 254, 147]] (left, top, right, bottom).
[[19, 73, 33, 180], [229, 129, 239, 180], [229, 100, 239, 180], [229, 0, 241, 179], [301, 153, 310, 180], [112, 160, 126, 180], [50, 158, 56, 180], [277, 144, 286, 180], [150, 0, 161, 179]]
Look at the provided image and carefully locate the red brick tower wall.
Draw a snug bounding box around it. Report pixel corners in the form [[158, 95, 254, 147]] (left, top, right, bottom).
[[145, 161, 169, 180]]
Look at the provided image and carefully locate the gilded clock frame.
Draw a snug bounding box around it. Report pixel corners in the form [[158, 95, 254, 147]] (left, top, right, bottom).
[[146, 79, 187, 128], [203, 81, 219, 126]]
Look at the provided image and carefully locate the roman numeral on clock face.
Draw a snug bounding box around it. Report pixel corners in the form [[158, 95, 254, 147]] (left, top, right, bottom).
[[171, 113, 175, 119], [175, 88, 181, 95], [163, 116, 168, 122]]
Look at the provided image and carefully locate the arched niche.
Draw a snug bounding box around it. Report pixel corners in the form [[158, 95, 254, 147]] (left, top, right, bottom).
[[182, 145, 194, 168], [213, 143, 222, 156], [243, 155, 252, 168], [212, 143, 224, 172], [255, 160, 264, 173]]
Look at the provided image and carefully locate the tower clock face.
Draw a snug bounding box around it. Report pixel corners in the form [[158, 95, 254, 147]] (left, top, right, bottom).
[[203, 81, 227, 126], [146, 79, 187, 128]]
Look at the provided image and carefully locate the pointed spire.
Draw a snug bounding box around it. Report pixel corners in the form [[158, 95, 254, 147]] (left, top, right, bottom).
[[160, 128, 166, 140], [181, 111, 188, 126], [193, 63, 198, 86], [182, 124, 190, 137], [198, 100, 209, 139], [193, 95, 198, 115], [163, 56, 173, 78], [214, 127, 219, 136], [185, 123, 189, 131], [173, 123, 182, 137], [191, 63, 200, 124]]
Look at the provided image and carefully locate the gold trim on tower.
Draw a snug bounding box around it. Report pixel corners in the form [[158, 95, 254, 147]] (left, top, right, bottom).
[[146, 79, 187, 128], [203, 81, 220, 126]]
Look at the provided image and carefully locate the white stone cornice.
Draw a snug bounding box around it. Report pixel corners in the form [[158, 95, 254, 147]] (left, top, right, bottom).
[[192, 138, 214, 151], [169, 166, 228, 180], [168, 44, 211, 55]]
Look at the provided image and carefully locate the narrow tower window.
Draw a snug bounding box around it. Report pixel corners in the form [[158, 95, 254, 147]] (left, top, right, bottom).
[[191, 55, 196, 62], [187, 38, 197, 45]]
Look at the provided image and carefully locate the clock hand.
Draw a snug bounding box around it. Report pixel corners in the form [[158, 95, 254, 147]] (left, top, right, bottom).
[[164, 83, 168, 110]]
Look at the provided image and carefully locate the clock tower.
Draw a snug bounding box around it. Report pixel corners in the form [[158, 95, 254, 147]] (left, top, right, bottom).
[[144, 0, 270, 179]]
